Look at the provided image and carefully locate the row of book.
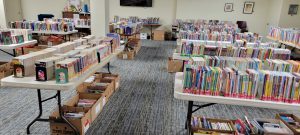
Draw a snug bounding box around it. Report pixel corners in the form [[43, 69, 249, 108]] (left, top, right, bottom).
[[109, 22, 143, 35], [192, 114, 299, 135], [10, 20, 75, 32], [140, 17, 160, 24], [113, 16, 160, 24], [268, 26, 300, 46], [183, 65, 300, 104], [179, 31, 234, 42], [11, 35, 118, 83], [190, 56, 300, 75], [181, 42, 291, 60], [75, 19, 91, 27], [174, 19, 237, 29], [235, 32, 262, 43], [0, 29, 33, 45]]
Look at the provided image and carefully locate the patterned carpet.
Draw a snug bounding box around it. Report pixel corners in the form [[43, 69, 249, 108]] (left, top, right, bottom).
[[0, 40, 299, 135]]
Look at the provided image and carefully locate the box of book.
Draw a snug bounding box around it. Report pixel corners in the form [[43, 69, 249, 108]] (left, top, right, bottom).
[[191, 116, 236, 134], [252, 118, 293, 135], [87, 79, 114, 100], [276, 113, 300, 134], [49, 106, 91, 135], [153, 30, 165, 41], [133, 40, 141, 55], [0, 62, 13, 79], [95, 72, 120, 91], [118, 51, 134, 60], [167, 57, 183, 73], [64, 93, 103, 123]]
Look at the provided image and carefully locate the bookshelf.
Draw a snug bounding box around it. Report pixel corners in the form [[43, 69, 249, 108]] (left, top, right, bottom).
[[0, 40, 37, 57], [267, 36, 300, 49]]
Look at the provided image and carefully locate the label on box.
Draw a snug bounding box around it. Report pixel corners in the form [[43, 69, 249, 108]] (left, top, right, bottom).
[[48, 41, 53, 47], [123, 54, 128, 59], [103, 97, 106, 107], [95, 103, 101, 115], [116, 82, 120, 89], [84, 120, 90, 134]]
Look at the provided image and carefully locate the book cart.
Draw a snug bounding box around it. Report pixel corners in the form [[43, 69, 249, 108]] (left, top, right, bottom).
[[174, 72, 300, 135], [1, 45, 123, 134], [0, 40, 37, 57]]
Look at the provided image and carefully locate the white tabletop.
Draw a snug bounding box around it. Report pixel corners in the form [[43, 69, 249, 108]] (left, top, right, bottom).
[[174, 72, 300, 111], [75, 26, 91, 29], [0, 40, 37, 50], [267, 36, 300, 49], [32, 30, 78, 35], [1, 47, 123, 91], [172, 53, 190, 61]]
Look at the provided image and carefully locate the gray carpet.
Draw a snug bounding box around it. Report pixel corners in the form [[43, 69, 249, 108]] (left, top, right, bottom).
[[0, 40, 299, 135]]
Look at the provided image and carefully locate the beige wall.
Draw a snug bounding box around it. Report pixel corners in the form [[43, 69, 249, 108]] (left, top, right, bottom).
[[4, 0, 23, 24], [279, 0, 300, 28], [109, 0, 176, 30], [267, 0, 283, 27], [0, 0, 7, 28], [176, 0, 272, 36]]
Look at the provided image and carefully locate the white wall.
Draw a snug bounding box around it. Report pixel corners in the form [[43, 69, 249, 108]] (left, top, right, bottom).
[[176, 0, 272, 36], [21, 0, 67, 20], [0, 0, 7, 28], [90, 0, 108, 37], [109, 0, 176, 29], [279, 0, 300, 28], [4, 0, 23, 24], [267, 0, 283, 27]]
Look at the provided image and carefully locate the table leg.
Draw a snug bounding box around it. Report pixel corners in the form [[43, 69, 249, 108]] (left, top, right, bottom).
[[57, 91, 80, 135], [27, 89, 43, 134], [21, 47, 24, 55], [186, 101, 193, 135], [107, 62, 111, 74], [13, 49, 16, 57], [69, 34, 71, 41], [150, 25, 153, 40]]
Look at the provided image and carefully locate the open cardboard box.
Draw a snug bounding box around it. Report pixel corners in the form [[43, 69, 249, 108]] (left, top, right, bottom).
[[253, 118, 293, 135], [192, 117, 236, 134], [64, 93, 104, 123], [49, 106, 91, 135], [276, 113, 300, 135], [95, 72, 120, 91]]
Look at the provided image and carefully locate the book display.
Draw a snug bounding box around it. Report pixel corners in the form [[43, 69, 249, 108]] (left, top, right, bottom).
[[235, 32, 262, 42], [0, 29, 33, 45], [109, 21, 143, 35], [268, 26, 300, 47], [10, 19, 75, 33]]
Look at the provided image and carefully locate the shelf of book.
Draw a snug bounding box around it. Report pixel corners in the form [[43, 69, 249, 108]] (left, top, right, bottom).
[[0, 40, 37, 50], [267, 36, 300, 49], [173, 53, 190, 61], [32, 30, 78, 35], [174, 72, 300, 111], [1, 46, 123, 91]]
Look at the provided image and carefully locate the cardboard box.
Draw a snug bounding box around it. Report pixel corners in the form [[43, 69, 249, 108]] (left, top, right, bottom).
[[82, 78, 114, 100], [253, 118, 293, 135], [133, 40, 141, 55], [23, 46, 48, 54], [64, 93, 103, 123], [153, 30, 165, 41], [276, 113, 300, 135], [0, 62, 13, 79], [117, 51, 135, 60], [167, 57, 183, 73], [192, 117, 236, 134], [49, 106, 91, 135], [96, 72, 120, 91], [77, 85, 108, 111]]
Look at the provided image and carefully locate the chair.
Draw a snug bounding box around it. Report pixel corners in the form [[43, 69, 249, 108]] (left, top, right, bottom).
[[236, 21, 248, 33], [38, 14, 54, 21]]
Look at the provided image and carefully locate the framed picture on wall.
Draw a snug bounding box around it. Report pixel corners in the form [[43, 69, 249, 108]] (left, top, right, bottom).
[[224, 3, 234, 12], [288, 4, 298, 16], [243, 2, 255, 14]]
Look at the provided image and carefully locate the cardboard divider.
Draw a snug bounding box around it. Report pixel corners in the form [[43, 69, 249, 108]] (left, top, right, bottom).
[[167, 57, 183, 73]]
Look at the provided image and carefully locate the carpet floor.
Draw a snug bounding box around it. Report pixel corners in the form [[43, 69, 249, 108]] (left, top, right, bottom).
[[0, 40, 298, 135]]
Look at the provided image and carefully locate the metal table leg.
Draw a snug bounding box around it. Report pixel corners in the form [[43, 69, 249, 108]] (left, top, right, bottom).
[[107, 62, 111, 74]]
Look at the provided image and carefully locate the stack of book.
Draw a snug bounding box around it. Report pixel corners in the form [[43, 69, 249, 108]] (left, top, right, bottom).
[[141, 17, 160, 24], [235, 32, 262, 42], [10, 20, 75, 32], [109, 21, 143, 35], [0, 29, 33, 45], [183, 64, 300, 104], [181, 42, 291, 60], [268, 26, 300, 46], [179, 31, 234, 42]]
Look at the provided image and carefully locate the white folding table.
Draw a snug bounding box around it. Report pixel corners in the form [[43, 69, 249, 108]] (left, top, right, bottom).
[[174, 72, 300, 135], [0, 40, 37, 57], [1, 46, 123, 135], [32, 30, 78, 41]]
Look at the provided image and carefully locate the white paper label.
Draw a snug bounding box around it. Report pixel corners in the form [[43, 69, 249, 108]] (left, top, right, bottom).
[[116, 82, 120, 89], [83, 121, 90, 134], [123, 54, 128, 59], [95, 103, 100, 115], [102, 97, 106, 107]]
